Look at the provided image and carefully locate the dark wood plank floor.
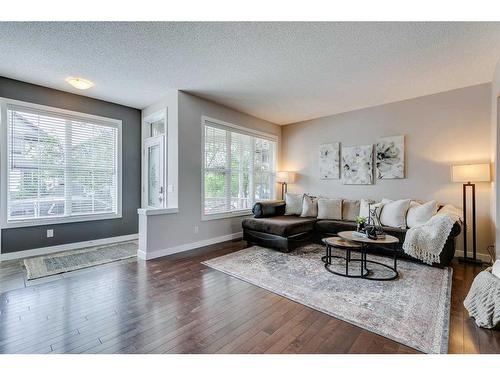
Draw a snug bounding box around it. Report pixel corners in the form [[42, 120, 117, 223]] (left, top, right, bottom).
[[0, 240, 498, 354]]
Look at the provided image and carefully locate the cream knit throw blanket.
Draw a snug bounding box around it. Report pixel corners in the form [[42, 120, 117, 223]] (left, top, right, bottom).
[[464, 268, 500, 328], [403, 209, 460, 265]]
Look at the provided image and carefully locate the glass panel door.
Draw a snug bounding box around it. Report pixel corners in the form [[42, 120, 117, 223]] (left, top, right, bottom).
[[144, 136, 165, 208]]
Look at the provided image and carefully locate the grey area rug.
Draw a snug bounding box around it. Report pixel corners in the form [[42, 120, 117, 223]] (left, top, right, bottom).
[[24, 241, 137, 280], [202, 244, 452, 354]]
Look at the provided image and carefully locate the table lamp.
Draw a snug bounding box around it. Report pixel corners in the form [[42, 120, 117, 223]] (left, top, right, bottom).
[[451, 163, 490, 264], [276, 171, 296, 199]]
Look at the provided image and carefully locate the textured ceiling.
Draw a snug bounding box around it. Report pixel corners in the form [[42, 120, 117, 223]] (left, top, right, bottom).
[[1, 22, 500, 124]]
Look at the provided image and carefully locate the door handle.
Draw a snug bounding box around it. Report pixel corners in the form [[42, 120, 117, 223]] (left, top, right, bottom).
[[159, 186, 164, 203]]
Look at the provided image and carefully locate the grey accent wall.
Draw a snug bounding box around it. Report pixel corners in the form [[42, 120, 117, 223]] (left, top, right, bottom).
[[282, 83, 493, 255], [0, 77, 141, 253]]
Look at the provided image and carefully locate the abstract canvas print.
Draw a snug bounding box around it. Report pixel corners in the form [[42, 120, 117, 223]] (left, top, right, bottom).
[[342, 145, 373, 184], [319, 142, 340, 179], [376, 135, 405, 179]]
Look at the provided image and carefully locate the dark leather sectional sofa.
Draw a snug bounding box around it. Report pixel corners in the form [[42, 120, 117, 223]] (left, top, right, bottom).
[[242, 200, 461, 267]]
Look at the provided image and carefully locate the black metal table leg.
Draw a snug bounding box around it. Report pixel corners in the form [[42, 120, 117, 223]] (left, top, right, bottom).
[[360, 245, 364, 277], [324, 233, 399, 281], [322, 238, 371, 279], [346, 248, 349, 276]]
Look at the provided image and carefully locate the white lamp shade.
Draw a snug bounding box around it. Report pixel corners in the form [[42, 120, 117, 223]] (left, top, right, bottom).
[[451, 163, 490, 183], [276, 171, 296, 184]]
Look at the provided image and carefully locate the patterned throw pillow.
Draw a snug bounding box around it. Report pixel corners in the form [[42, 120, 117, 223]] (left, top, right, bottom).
[[359, 198, 375, 220], [300, 194, 318, 218], [366, 202, 384, 226]]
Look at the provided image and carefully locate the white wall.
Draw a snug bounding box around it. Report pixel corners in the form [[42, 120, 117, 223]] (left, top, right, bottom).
[[139, 91, 281, 259], [282, 83, 493, 256], [491, 60, 500, 260]]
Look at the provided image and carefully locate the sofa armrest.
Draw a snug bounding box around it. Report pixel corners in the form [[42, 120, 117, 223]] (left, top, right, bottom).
[[252, 200, 286, 218], [450, 221, 462, 237]]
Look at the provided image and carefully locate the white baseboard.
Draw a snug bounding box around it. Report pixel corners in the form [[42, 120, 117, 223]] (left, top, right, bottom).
[[454, 250, 492, 263], [0, 233, 139, 261], [138, 232, 243, 260]]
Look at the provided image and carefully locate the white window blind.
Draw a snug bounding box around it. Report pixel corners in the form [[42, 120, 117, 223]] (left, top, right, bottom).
[[203, 119, 276, 218], [5, 104, 121, 224]]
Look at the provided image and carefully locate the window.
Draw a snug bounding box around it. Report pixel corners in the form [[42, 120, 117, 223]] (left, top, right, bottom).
[[202, 117, 277, 219], [149, 118, 165, 137], [142, 110, 167, 208], [1, 99, 122, 227]]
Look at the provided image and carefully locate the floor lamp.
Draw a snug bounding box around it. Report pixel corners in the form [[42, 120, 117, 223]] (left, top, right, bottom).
[[451, 163, 490, 265], [276, 171, 296, 200]]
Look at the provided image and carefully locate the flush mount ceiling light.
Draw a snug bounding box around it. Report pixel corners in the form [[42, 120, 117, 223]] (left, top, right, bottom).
[[65, 77, 94, 90]]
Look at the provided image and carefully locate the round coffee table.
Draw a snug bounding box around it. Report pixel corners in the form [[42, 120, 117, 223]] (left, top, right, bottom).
[[337, 231, 400, 281], [321, 237, 367, 278]]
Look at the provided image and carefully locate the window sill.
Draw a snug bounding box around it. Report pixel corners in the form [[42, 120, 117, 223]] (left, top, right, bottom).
[[201, 209, 252, 221], [1, 212, 122, 229], [137, 207, 179, 216]]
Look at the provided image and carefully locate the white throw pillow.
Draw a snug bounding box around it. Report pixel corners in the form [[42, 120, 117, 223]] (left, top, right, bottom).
[[406, 200, 438, 228], [380, 198, 411, 228], [342, 200, 360, 221], [359, 199, 375, 220], [301, 194, 318, 217], [492, 260, 500, 279], [317, 198, 342, 220], [284, 193, 303, 215], [438, 204, 463, 221]]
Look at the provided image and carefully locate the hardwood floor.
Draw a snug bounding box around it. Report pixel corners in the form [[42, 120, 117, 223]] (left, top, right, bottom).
[[0, 240, 498, 354]]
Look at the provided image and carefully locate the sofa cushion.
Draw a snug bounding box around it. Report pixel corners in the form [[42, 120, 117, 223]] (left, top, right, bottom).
[[315, 220, 407, 242], [301, 194, 318, 217], [381, 225, 407, 244], [359, 198, 375, 220], [285, 193, 303, 215], [342, 199, 360, 221], [252, 200, 286, 218], [406, 200, 438, 228], [438, 204, 463, 221], [315, 219, 357, 234], [317, 198, 342, 220], [380, 198, 411, 228], [242, 215, 316, 237], [492, 260, 500, 279]]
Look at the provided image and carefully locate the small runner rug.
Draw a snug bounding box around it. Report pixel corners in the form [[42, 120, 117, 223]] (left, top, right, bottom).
[[24, 241, 137, 280], [202, 243, 452, 354]]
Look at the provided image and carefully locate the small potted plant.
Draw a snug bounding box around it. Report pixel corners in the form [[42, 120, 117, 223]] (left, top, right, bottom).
[[355, 216, 366, 233]]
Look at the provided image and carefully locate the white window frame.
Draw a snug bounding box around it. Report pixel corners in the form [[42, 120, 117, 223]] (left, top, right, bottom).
[[0, 97, 123, 229], [141, 109, 168, 209], [201, 116, 278, 221]]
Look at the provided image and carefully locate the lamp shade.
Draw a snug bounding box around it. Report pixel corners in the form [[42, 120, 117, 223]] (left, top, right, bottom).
[[276, 171, 296, 184], [451, 163, 490, 183]]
